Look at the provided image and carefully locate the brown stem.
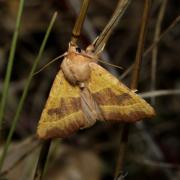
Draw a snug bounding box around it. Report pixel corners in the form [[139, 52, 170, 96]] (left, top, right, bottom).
[[114, 0, 151, 179], [131, 0, 151, 89], [114, 125, 130, 179], [94, 0, 131, 55], [151, 0, 167, 105], [71, 0, 91, 44]]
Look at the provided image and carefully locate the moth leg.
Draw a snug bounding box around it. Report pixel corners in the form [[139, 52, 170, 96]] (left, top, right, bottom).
[[80, 87, 104, 128], [79, 82, 85, 89]]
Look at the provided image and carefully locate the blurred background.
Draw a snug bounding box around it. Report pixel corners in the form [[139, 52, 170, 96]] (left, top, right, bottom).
[[0, 0, 180, 179]]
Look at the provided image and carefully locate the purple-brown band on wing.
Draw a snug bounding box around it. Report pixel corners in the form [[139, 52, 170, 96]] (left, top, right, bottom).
[[92, 88, 154, 122], [39, 96, 87, 139], [40, 116, 86, 139], [47, 97, 81, 118], [102, 111, 148, 122], [93, 88, 131, 106]]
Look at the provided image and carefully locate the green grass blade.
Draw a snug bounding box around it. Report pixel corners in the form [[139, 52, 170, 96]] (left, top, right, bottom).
[[33, 140, 51, 180], [0, 11, 58, 171], [0, 0, 25, 132]]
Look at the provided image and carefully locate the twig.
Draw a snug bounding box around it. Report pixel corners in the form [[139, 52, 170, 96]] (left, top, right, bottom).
[[120, 15, 180, 80], [140, 89, 180, 98], [114, 0, 151, 179], [94, 0, 131, 54], [71, 0, 91, 44], [130, 0, 151, 89], [151, 0, 167, 105], [131, 154, 180, 169]]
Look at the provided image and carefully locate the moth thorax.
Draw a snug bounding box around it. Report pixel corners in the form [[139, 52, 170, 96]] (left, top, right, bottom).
[[61, 56, 91, 86]]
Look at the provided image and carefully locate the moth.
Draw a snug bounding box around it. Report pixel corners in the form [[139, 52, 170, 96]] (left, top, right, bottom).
[[37, 42, 155, 139]]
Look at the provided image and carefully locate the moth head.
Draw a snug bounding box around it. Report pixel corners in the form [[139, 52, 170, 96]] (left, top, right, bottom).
[[68, 42, 84, 55], [61, 43, 92, 86], [67, 43, 98, 65]]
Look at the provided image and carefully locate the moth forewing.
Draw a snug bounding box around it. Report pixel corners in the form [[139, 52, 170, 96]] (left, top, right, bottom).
[[37, 70, 87, 139], [87, 62, 155, 122]]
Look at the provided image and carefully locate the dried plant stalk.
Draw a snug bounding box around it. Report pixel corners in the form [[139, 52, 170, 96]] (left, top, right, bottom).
[[114, 0, 152, 179], [151, 0, 167, 105], [94, 0, 131, 54]]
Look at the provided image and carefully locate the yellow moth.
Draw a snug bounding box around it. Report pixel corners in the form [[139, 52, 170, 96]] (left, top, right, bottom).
[[37, 42, 155, 139]]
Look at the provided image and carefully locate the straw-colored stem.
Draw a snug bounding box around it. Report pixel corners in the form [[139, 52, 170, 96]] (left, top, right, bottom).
[[94, 0, 131, 55], [114, 1, 151, 179], [71, 0, 91, 44], [151, 0, 167, 105], [131, 0, 151, 89], [140, 89, 180, 98]]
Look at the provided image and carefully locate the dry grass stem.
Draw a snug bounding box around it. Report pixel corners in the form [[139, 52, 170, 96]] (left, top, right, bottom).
[[140, 89, 180, 98], [114, 0, 152, 179], [151, 0, 167, 105]]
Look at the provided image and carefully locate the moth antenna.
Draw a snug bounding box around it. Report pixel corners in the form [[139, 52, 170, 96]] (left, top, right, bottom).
[[96, 58, 124, 70], [33, 52, 67, 76], [82, 53, 123, 70]]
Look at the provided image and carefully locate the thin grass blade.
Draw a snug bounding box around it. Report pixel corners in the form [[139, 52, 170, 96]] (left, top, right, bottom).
[[0, 12, 58, 171], [0, 0, 25, 133]]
